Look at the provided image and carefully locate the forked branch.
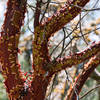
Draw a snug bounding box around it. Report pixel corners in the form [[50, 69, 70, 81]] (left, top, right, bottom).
[[47, 42, 100, 75], [39, 0, 90, 40]]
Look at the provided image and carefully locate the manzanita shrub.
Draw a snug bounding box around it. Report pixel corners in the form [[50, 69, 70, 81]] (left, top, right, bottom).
[[0, 0, 100, 100]]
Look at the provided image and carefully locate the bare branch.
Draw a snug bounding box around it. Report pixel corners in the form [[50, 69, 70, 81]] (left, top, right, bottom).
[[32, 0, 90, 75], [40, 0, 90, 40], [66, 53, 100, 100], [34, 0, 42, 28], [0, 0, 26, 98], [80, 84, 100, 100], [47, 41, 100, 74]]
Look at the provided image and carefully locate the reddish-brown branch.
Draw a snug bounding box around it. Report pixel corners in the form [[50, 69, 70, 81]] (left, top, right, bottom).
[[34, 0, 42, 28], [28, 75, 51, 100], [0, 0, 92, 100], [0, 0, 26, 99], [32, 0, 90, 75], [47, 41, 100, 75], [39, 0, 90, 40], [32, 27, 50, 76], [66, 53, 100, 100]]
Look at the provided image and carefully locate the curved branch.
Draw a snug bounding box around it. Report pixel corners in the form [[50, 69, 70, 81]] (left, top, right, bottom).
[[90, 69, 100, 81], [47, 41, 100, 75], [66, 53, 100, 100], [40, 0, 90, 40]]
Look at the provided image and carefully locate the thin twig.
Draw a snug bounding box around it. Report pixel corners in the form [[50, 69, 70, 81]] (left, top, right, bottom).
[[40, 0, 51, 23], [80, 84, 100, 100], [79, 14, 88, 45]]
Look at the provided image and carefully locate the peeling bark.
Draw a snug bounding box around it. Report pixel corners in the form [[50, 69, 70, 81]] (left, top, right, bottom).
[[0, 0, 99, 100]]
